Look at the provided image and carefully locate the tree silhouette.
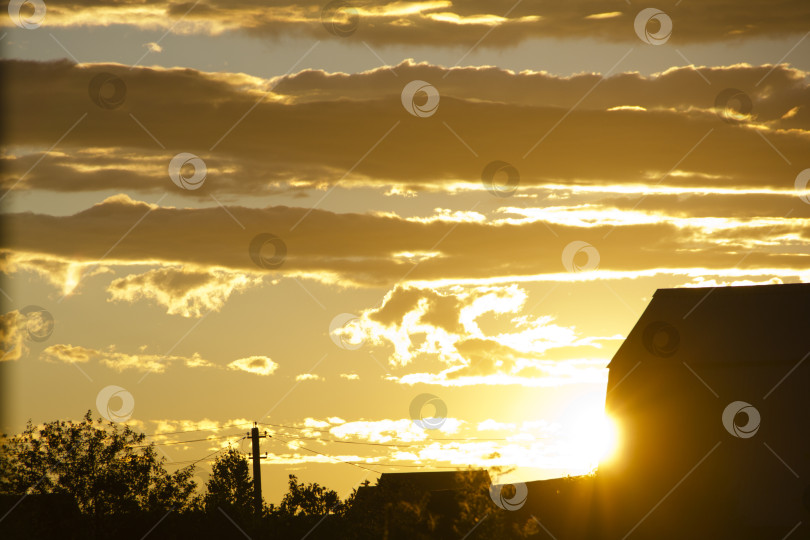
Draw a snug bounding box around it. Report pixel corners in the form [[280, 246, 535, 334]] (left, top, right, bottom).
[[0, 411, 199, 531], [344, 474, 432, 539], [451, 468, 534, 539], [1, 415, 541, 538], [203, 446, 260, 521], [278, 474, 347, 517]]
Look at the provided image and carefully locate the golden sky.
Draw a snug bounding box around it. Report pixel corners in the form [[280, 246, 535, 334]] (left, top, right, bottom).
[[1, 0, 809, 502]]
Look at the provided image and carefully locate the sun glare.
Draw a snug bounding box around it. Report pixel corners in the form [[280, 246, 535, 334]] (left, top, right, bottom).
[[61, 264, 83, 296], [563, 396, 620, 472]]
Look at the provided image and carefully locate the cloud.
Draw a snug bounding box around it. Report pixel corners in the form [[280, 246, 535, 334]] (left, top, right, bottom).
[[0, 251, 112, 297], [4, 193, 810, 291], [0, 308, 57, 362], [42, 344, 281, 376], [329, 418, 462, 443], [262, 413, 605, 473], [72, 411, 608, 474], [295, 373, 323, 381], [681, 276, 784, 288], [354, 284, 613, 386], [0, 310, 25, 362], [340, 373, 360, 380], [9, 1, 810, 46], [107, 265, 265, 317], [227, 355, 278, 376], [42, 343, 214, 373], [2, 60, 809, 199], [144, 417, 252, 439]]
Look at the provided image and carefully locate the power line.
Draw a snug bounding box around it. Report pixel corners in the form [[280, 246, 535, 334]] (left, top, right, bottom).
[[258, 423, 525, 447], [143, 422, 253, 438], [345, 462, 468, 469], [143, 423, 536, 473], [165, 435, 247, 467], [143, 421, 522, 446], [274, 433, 428, 448], [162, 434, 471, 473], [271, 434, 381, 474], [268, 434, 470, 471], [134, 433, 236, 448]]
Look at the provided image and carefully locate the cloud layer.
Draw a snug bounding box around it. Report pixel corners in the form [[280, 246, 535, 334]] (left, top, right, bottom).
[[3, 194, 810, 293], [358, 284, 613, 386], [2, 60, 808, 199], [6, 1, 810, 46]]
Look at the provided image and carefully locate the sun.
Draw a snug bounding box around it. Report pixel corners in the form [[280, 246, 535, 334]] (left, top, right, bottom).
[[563, 395, 621, 472]]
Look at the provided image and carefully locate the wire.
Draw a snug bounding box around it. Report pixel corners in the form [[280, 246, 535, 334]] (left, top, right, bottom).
[[133, 433, 236, 448], [164, 436, 247, 467], [143, 422, 253, 438], [345, 462, 468, 469], [273, 434, 426, 448], [270, 435, 469, 471], [162, 433, 475, 474], [257, 423, 520, 447], [271, 434, 381, 474], [259, 422, 314, 431], [147, 422, 530, 473]]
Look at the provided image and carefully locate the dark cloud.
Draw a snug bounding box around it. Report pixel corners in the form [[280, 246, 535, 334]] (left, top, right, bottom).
[[599, 192, 810, 219], [3, 195, 809, 288], [2, 59, 808, 198], [274, 61, 810, 127], [370, 286, 464, 332], [23, 1, 810, 46]]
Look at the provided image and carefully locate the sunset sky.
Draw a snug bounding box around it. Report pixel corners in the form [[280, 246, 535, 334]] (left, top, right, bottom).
[[2, 0, 809, 503]]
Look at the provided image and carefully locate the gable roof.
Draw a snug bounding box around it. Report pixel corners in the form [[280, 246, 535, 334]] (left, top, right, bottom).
[[608, 282, 810, 370], [378, 470, 491, 492]]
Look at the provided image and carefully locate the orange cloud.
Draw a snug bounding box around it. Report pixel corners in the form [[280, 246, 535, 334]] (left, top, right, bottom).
[[356, 284, 615, 386], [2, 60, 809, 199], [42, 343, 214, 373], [107, 266, 264, 317], [8, 1, 809, 46], [227, 355, 279, 376]]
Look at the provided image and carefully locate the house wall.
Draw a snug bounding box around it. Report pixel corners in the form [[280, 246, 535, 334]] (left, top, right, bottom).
[[599, 338, 810, 538]]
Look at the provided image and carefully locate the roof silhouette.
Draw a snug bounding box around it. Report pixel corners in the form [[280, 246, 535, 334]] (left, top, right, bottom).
[[597, 282, 810, 539], [609, 282, 810, 371], [376, 470, 491, 492]]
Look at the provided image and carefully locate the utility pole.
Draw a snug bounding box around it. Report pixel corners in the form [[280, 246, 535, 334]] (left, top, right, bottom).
[[248, 422, 269, 517]]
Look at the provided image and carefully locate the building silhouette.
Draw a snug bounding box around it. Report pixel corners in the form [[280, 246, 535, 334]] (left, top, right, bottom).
[[593, 282, 810, 539], [357, 284, 810, 538]]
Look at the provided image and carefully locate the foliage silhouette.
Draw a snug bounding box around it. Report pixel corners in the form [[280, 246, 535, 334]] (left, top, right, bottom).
[[278, 474, 348, 517], [204, 446, 261, 521], [1, 414, 535, 539], [0, 410, 199, 515]]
